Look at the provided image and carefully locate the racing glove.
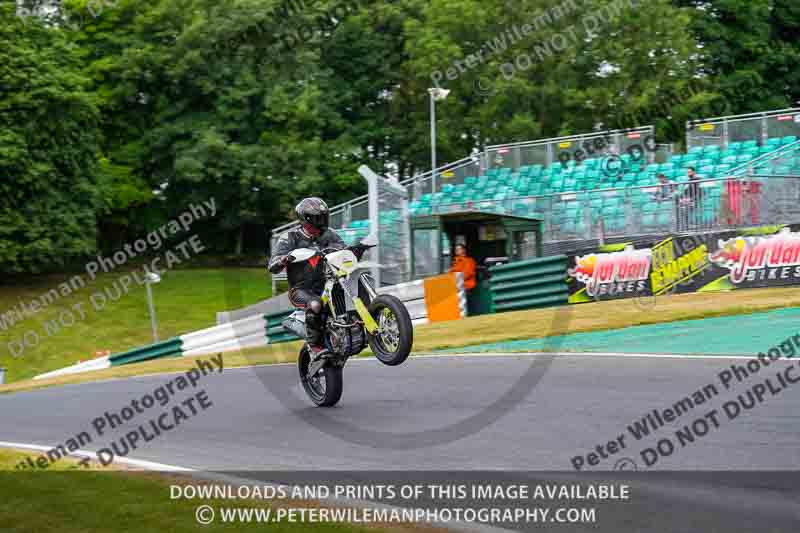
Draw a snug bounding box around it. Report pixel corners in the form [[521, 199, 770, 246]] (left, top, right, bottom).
[[268, 255, 291, 274]]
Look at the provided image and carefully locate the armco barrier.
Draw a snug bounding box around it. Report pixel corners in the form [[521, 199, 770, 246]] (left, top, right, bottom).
[[377, 279, 428, 325], [265, 310, 298, 344], [180, 314, 267, 357], [109, 338, 184, 366], [34, 355, 111, 381], [378, 272, 466, 324], [33, 274, 470, 380], [490, 255, 569, 312]]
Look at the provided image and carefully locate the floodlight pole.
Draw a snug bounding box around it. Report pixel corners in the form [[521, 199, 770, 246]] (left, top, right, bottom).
[[430, 91, 438, 194], [428, 88, 450, 194]]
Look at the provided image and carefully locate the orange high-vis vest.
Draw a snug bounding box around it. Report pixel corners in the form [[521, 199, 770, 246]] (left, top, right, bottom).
[[450, 256, 477, 290]]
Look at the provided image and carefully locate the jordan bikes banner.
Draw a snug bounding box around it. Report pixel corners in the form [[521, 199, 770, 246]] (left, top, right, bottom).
[[567, 224, 800, 303]]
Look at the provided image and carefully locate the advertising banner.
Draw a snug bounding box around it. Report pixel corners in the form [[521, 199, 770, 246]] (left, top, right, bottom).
[[567, 224, 800, 303]]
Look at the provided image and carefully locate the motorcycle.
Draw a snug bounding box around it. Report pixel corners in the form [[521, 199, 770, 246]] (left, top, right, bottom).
[[281, 233, 414, 407]]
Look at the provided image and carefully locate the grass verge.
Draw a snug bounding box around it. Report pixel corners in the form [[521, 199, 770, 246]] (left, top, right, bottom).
[[0, 449, 432, 533], [0, 269, 270, 382], [3, 285, 800, 395]]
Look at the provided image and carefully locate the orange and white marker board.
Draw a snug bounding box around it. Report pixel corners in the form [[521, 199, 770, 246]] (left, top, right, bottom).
[[423, 273, 462, 323]]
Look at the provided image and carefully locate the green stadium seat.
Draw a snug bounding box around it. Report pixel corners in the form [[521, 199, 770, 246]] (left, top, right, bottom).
[[714, 164, 733, 175], [758, 145, 775, 155], [741, 140, 758, 150], [766, 137, 783, 148], [727, 142, 743, 153]]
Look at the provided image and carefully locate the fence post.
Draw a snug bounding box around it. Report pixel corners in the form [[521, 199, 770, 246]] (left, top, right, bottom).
[[723, 119, 729, 149]]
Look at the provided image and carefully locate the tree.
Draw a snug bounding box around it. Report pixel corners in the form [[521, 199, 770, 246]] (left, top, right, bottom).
[[0, 5, 102, 274], [676, 0, 800, 114]]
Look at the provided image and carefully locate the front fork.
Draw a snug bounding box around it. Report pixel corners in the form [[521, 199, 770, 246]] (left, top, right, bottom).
[[322, 273, 379, 334], [354, 273, 379, 333], [358, 272, 378, 301]]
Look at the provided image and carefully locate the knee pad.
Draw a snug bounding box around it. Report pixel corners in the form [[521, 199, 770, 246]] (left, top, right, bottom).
[[308, 298, 323, 314]]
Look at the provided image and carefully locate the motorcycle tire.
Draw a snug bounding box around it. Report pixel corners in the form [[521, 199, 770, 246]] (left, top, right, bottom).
[[297, 346, 343, 407], [367, 294, 413, 366]]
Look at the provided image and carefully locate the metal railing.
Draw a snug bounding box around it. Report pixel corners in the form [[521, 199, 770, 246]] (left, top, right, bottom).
[[686, 108, 800, 150], [424, 140, 800, 243], [270, 115, 794, 248], [270, 157, 484, 248], [427, 174, 800, 243], [484, 126, 656, 171], [726, 139, 800, 177], [271, 127, 656, 244]]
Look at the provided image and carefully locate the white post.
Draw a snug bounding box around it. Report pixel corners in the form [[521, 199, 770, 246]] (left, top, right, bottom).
[[144, 272, 161, 343], [359, 165, 383, 288], [145, 283, 158, 343]]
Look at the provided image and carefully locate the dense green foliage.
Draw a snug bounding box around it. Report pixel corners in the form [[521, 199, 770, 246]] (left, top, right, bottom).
[[1, 0, 798, 273], [1, 5, 101, 273]]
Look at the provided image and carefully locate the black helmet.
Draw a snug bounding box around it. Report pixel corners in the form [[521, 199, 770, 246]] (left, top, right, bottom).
[[295, 197, 330, 231]]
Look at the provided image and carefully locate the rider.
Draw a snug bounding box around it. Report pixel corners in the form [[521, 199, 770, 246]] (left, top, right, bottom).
[[268, 197, 346, 358]]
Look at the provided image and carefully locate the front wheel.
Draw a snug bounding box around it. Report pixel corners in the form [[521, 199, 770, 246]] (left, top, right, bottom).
[[298, 347, 343, 407], [368, 295, 413, 366]]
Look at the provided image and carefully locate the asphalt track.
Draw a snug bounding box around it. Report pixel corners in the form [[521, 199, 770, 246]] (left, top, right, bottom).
[[3, 352, 800, 531]]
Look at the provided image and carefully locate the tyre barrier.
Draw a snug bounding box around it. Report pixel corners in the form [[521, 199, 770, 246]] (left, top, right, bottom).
[[489, 255, 570, 312]]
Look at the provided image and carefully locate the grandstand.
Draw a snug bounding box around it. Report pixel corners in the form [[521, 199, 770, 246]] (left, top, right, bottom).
[[272, 107, 800, 283]]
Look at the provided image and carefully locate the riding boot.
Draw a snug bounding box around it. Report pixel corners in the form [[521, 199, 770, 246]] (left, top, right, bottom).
[[305, 298, 328, 358]]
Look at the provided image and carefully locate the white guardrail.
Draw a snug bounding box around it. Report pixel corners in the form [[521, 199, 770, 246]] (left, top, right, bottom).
[[32, 274, 467, 380], [34, 356, 112, 381], [180, 314, 268, 357]]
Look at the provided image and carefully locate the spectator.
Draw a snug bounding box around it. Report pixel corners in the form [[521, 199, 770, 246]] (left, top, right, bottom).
[[652, 173, 676, 202], [685, 166, 702, 201], [449, 244, 477, 291], [678, 166, 703, 230]]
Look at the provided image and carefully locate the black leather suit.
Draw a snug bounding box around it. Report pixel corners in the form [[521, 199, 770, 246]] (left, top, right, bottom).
[[269, 227, 346, 347]]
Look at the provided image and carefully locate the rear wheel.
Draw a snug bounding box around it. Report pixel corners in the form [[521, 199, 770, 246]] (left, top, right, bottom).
[[368, 295, 413, 366], [297, 347, 343, 407]]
